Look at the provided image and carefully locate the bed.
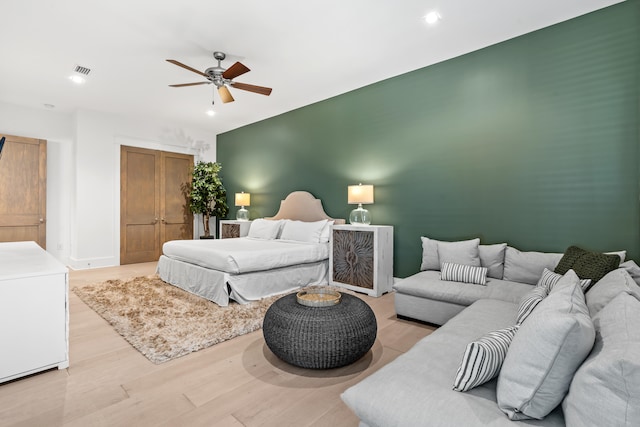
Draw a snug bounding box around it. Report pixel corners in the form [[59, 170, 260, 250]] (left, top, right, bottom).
[[157, 191, 345, 306]]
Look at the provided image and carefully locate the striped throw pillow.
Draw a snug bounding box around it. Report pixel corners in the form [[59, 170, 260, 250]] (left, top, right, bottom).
[[538, 268, 591, 292], [453, 325, 520, 392], [441, 262, 488, 285], [517, 269, 592, 325], [516, 286, 549, 325]]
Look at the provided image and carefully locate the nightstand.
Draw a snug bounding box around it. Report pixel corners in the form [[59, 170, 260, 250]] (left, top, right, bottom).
[[219, 220, 252, 239], [330, 224, 393, 297]]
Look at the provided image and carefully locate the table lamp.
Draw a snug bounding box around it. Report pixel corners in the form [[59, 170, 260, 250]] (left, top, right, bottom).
[[235, 192, 251, 221], [348, 184, 374, 225]]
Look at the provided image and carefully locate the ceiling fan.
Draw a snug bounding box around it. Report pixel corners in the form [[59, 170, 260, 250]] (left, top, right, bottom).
[[166, 51, 272, 105]]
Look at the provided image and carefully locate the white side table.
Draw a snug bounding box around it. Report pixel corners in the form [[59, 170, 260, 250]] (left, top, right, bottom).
[[0, 241, 69, 383], [330, 224, 394, 297], [219, 220, 252, 239]]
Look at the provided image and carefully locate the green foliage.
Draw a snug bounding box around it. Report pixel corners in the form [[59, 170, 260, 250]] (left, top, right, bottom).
[[188, 161, 229, 220]]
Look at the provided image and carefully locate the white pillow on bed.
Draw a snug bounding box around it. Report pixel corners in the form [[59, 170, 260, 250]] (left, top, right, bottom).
[[319, 220, 334, 243], [279, 219, 328, 243], [247, 219, 283, 239]]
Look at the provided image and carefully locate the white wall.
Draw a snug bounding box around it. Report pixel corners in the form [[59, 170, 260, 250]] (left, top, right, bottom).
[[0, 101, 217, 269]]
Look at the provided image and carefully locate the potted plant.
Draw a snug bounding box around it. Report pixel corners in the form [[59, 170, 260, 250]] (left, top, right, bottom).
[[188, 161, 229, 238]]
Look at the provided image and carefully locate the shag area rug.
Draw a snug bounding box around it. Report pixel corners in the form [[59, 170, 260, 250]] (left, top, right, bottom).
[[73, 275, 282, 364]]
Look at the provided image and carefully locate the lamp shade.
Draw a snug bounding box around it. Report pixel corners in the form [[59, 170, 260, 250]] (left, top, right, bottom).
[[235, 192, 251, 207], [348, 184, 374, 205]]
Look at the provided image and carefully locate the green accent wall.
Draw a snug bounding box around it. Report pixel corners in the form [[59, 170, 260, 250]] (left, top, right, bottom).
[[218, 1, 640, 278]]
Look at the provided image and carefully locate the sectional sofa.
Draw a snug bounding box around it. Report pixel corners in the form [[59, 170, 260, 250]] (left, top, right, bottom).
[[341, 238, 640, 426]]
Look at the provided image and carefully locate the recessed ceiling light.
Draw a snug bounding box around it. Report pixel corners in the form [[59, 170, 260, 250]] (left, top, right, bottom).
[[69, 75, 85, 84], [424, 11, 441, 25], [206, 110, 215, 117]]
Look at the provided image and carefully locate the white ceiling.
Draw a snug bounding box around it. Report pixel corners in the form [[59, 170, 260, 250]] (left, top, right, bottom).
[[0, 0, 623, 136]]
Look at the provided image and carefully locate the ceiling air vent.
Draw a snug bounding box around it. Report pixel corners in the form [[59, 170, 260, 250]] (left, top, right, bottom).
[[74, 65, 91, 75]]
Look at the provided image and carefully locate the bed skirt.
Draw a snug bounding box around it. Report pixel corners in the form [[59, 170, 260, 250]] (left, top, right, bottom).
[[157, 255, 230, 306], [157, 255, 329, 306]]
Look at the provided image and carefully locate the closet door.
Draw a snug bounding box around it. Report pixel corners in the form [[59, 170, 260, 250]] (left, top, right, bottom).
[[120, 146, 193, 265], [160, 151, 193, 246], [0, 135, 47, 249], [120, 146, 161, 265]]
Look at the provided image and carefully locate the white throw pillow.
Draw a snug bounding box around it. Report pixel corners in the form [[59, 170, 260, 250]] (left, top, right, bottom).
[[247, 219, 283, 240], [279, 219, 328, 243], [319, 220, 334, 243]]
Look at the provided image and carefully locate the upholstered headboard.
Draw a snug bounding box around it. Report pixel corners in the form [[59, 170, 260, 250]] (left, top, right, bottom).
[[265, 191, 346, 224]]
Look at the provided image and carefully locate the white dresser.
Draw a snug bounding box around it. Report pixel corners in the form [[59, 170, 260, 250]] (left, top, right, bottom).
[[0, 241, 69, 383]]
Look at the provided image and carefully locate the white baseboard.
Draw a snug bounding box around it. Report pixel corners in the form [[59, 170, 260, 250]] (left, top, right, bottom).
[[68, 256, 117, 270]]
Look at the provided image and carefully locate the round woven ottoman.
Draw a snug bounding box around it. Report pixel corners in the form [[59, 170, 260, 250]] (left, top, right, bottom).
[[263, 292, 377, 369]]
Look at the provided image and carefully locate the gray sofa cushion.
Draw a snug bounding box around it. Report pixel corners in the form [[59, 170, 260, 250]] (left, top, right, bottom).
[[437, 238, 481, 267], [420, 237, 440, 270], [497, 271, 595, 420], [562, 292, 640, 427], [393, 270, 533, 307], [585, 267, 640, 316], [480, 243, 508, 279], [620, 260, 640, 286], [420, 237, 480, 271], [341, 299, 565, 427], [503, 247, 563, 285]]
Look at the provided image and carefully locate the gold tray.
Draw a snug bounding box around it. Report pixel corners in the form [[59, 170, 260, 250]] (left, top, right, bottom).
[[296, 288, 341, 307]]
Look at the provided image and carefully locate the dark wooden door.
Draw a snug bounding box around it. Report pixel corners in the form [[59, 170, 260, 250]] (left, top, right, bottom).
[[0, 134, 47, 248], [120, 146, 193, 265]]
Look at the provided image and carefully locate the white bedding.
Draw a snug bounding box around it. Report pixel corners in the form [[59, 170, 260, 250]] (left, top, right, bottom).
[[161, 237, 329, 274]]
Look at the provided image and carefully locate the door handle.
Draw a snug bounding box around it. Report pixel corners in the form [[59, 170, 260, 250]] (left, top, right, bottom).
[[153, 217, 158, 224]]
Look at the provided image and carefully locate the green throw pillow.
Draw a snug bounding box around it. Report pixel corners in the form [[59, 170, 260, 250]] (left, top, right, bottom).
[[554, 246, 620, 288]]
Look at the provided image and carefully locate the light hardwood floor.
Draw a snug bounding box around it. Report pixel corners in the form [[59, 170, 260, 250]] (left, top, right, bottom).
[[0, 262, 435, 427]]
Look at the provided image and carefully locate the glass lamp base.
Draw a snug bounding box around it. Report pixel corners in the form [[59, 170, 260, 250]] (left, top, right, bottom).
[[349, 205, 371, 225], [236, 207, 249, 221]]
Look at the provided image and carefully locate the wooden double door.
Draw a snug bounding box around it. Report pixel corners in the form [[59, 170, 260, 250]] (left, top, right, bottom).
[[0, 134, 47, 249], [120, 146, 193, 265]]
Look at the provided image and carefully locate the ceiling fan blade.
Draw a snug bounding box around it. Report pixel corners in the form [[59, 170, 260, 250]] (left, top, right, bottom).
[[169, 82, 211, 87], [166, 59, 208, 78], [231, 82, 272, 96], [222, 62, 250, 80], [218, 86, 235, 103]]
